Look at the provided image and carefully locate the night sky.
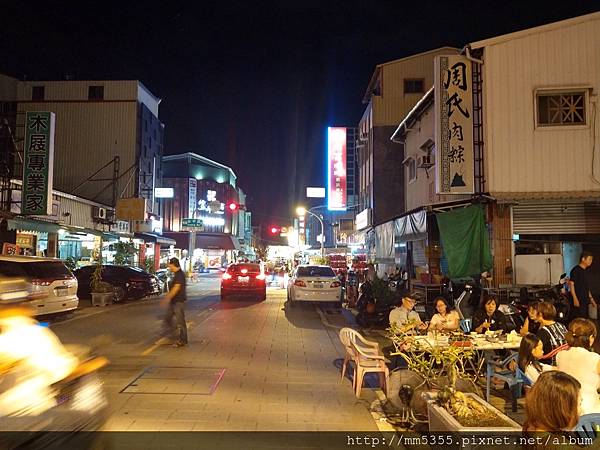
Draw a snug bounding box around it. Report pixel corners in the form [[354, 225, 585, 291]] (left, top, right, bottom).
[[1, 1, 598, 227]]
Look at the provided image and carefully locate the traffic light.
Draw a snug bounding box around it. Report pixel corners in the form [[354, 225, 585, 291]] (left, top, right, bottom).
[[228, 202, 238, 211], [270, 226, 280, 235]]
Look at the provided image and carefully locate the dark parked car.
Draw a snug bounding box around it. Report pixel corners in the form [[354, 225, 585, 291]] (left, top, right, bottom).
[[221, 263, 266, 301], [155, 268, 173, 293], [75, 265, 161, 302]]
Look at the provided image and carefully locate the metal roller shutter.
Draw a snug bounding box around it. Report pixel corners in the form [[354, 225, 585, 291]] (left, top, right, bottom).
[[513, 202, 600, 235]]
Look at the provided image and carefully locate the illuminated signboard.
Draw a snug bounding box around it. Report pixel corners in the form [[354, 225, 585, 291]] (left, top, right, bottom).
[[154, 187, 174, 198], [327, 127, 347, 211], [306, 187, 326, 198]]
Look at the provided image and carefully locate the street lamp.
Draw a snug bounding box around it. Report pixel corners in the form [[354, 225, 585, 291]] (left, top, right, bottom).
[[296, 206, 324, 257]]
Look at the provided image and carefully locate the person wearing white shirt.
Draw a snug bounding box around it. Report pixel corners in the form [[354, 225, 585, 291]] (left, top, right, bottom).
[[556, 318, 600, 415], [428, 297, 460, 332], [517, 333, 554, 384], [389, 295, 428, 334]]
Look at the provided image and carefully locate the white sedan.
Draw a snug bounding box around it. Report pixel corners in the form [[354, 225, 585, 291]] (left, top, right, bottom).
[[287, 265, 342, 306]]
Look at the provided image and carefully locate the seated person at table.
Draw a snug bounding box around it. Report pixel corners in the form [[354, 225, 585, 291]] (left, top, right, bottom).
[[556, 318, 600, 415], [472, 296, 506, 334], [535, 302, 567, 365], [389, 294, 428, 334], [518, 333, 554, 384], [429, 297, 460, 332], [519, 301, 540, 337], [523, 370, 581, 433]]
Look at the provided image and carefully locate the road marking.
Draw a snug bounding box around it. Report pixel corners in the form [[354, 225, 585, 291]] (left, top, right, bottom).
[[140, 321, 196, 356]]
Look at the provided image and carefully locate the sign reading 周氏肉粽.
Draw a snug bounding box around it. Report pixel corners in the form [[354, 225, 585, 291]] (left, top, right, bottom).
[[22, 112, 55, 215], [434, 55, 474, 195]]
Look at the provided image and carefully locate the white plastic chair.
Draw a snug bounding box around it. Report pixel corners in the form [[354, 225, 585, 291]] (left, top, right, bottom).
[[339, 328, 358, 386], [346, 329, 389, 398]]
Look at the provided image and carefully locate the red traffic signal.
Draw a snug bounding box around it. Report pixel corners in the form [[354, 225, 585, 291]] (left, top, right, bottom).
[[270, 226, 280, 235], [228, 202, 238, 211]]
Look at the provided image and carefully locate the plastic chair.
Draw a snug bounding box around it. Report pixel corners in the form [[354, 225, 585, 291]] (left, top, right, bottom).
[[460, 318, 472, 333], [486, 352, 522, 412], [347, 329, 389, 398], [575, 413, 600, 441], [339, 328, 358, 386]]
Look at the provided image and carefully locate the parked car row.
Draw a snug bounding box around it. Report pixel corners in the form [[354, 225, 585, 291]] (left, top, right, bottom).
[[0, 255, 165, 317]]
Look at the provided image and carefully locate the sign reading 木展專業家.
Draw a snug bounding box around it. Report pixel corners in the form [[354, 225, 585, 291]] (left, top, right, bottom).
[[434, 55, 474, 194], [22, 112, 55, 215]]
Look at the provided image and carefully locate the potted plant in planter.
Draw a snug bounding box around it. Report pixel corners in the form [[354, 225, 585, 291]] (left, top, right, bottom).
[[387, 326, 520, 433], [90, 264, 114, 307]]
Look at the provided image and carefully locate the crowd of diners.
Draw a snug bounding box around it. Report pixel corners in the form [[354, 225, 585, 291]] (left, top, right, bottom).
[[389, 293, 600, 433]]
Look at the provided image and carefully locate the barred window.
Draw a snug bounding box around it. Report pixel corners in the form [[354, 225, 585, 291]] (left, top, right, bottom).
[[404, 79, 424, 94], [408, 158, 417, 182], [537, 91, 586, 126]]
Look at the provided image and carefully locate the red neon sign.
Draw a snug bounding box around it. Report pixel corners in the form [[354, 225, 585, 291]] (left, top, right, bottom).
[[327, 127, 347, 210]]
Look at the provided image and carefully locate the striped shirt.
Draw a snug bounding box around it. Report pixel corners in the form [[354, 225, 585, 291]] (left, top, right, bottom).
[[537, 322, 567, 365]]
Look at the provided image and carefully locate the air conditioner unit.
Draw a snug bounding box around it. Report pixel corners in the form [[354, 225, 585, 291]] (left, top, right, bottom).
[[418, 155, 434, 169], [93, 207, 107, 220]]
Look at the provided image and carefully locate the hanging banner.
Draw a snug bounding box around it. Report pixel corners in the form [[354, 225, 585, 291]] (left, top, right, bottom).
[[22, 112, 55, 215], [434, 55, 474, 194], [327, 127, 347, 211]]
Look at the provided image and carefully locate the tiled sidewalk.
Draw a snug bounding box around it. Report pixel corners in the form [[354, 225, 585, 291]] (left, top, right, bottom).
[[102, 289, 379, 431]]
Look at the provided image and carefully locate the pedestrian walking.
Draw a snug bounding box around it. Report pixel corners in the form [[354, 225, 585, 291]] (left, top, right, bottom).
[[159, 257, 188, 347], [569, 250, 597, 320]]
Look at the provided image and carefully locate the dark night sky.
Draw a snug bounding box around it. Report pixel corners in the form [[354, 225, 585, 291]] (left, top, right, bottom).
[[1, 1, 598, 226]]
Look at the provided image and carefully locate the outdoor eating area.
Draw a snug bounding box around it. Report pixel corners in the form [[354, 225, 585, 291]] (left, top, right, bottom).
[[338, 291, 600, 440]]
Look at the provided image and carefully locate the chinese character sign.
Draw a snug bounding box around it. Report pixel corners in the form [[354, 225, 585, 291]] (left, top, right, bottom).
[[188, 178, 197, 218], [434, 56, 474, 194], [327, 127, 347, 210], [22, 112, 55, 215]]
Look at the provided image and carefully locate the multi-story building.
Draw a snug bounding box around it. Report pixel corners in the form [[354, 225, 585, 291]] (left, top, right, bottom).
[[0, 75, 164, 212], [356, 47, 459, 234], [161, 153, 248, 269], [389, 11, 600, 289]]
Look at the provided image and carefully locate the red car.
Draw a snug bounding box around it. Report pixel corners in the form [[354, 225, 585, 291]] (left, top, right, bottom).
[[220, 263, 267, 301]]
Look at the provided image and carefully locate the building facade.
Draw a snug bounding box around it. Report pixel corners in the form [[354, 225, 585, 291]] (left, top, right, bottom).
[[0, 76, 164, 212], [161, 153, 249, 270], [356, 47, 459, 231]]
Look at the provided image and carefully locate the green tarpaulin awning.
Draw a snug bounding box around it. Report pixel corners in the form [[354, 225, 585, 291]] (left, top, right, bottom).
[[436, 205, 492, 279]]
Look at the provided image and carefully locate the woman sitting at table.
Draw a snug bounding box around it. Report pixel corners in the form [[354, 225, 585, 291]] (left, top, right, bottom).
[[535, 302, 567, 366], [471, 296, 506, 334], [523, 370, 581, 433], [518, 333, 554, 384], [519, 301, 540, 337], [556, 318, 600, 415], [429, 297, 460, 332]]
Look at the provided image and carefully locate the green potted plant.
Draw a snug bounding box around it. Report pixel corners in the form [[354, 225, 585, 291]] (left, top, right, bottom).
[[90, 264, 113, 307], [387, 326, 520, 433]]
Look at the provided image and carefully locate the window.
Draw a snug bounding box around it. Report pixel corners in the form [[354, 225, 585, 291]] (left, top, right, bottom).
[[408, 158, 417, 182], [537, 90, 586, 126], [297, 266, 336, 278], [88, 85, 104, 100], [404, 79, 424, 94], [32, 86, 45, 101]]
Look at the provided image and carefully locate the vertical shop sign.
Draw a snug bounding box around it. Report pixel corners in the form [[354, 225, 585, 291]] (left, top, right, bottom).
[[188, 178, 197, 218], [327, 127, 347, 210], [22, 112, 55, 215], [435, 56, 474, 194]]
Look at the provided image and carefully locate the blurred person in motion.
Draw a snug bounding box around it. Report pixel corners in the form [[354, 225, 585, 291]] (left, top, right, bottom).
[[159, 257, 188, 347], [0, 297, 108, 442]]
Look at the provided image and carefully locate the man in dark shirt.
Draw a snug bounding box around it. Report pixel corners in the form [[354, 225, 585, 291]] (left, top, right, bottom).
[[160, 257, 188, 347], [569, 251, 596, 319]]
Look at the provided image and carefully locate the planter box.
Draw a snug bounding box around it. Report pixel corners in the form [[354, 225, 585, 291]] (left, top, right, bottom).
[[427, 392, 520, 434], [91, 292, 113, 307]]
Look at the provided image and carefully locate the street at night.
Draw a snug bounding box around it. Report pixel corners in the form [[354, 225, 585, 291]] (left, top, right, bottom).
[[2, 2, 600, 449]]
